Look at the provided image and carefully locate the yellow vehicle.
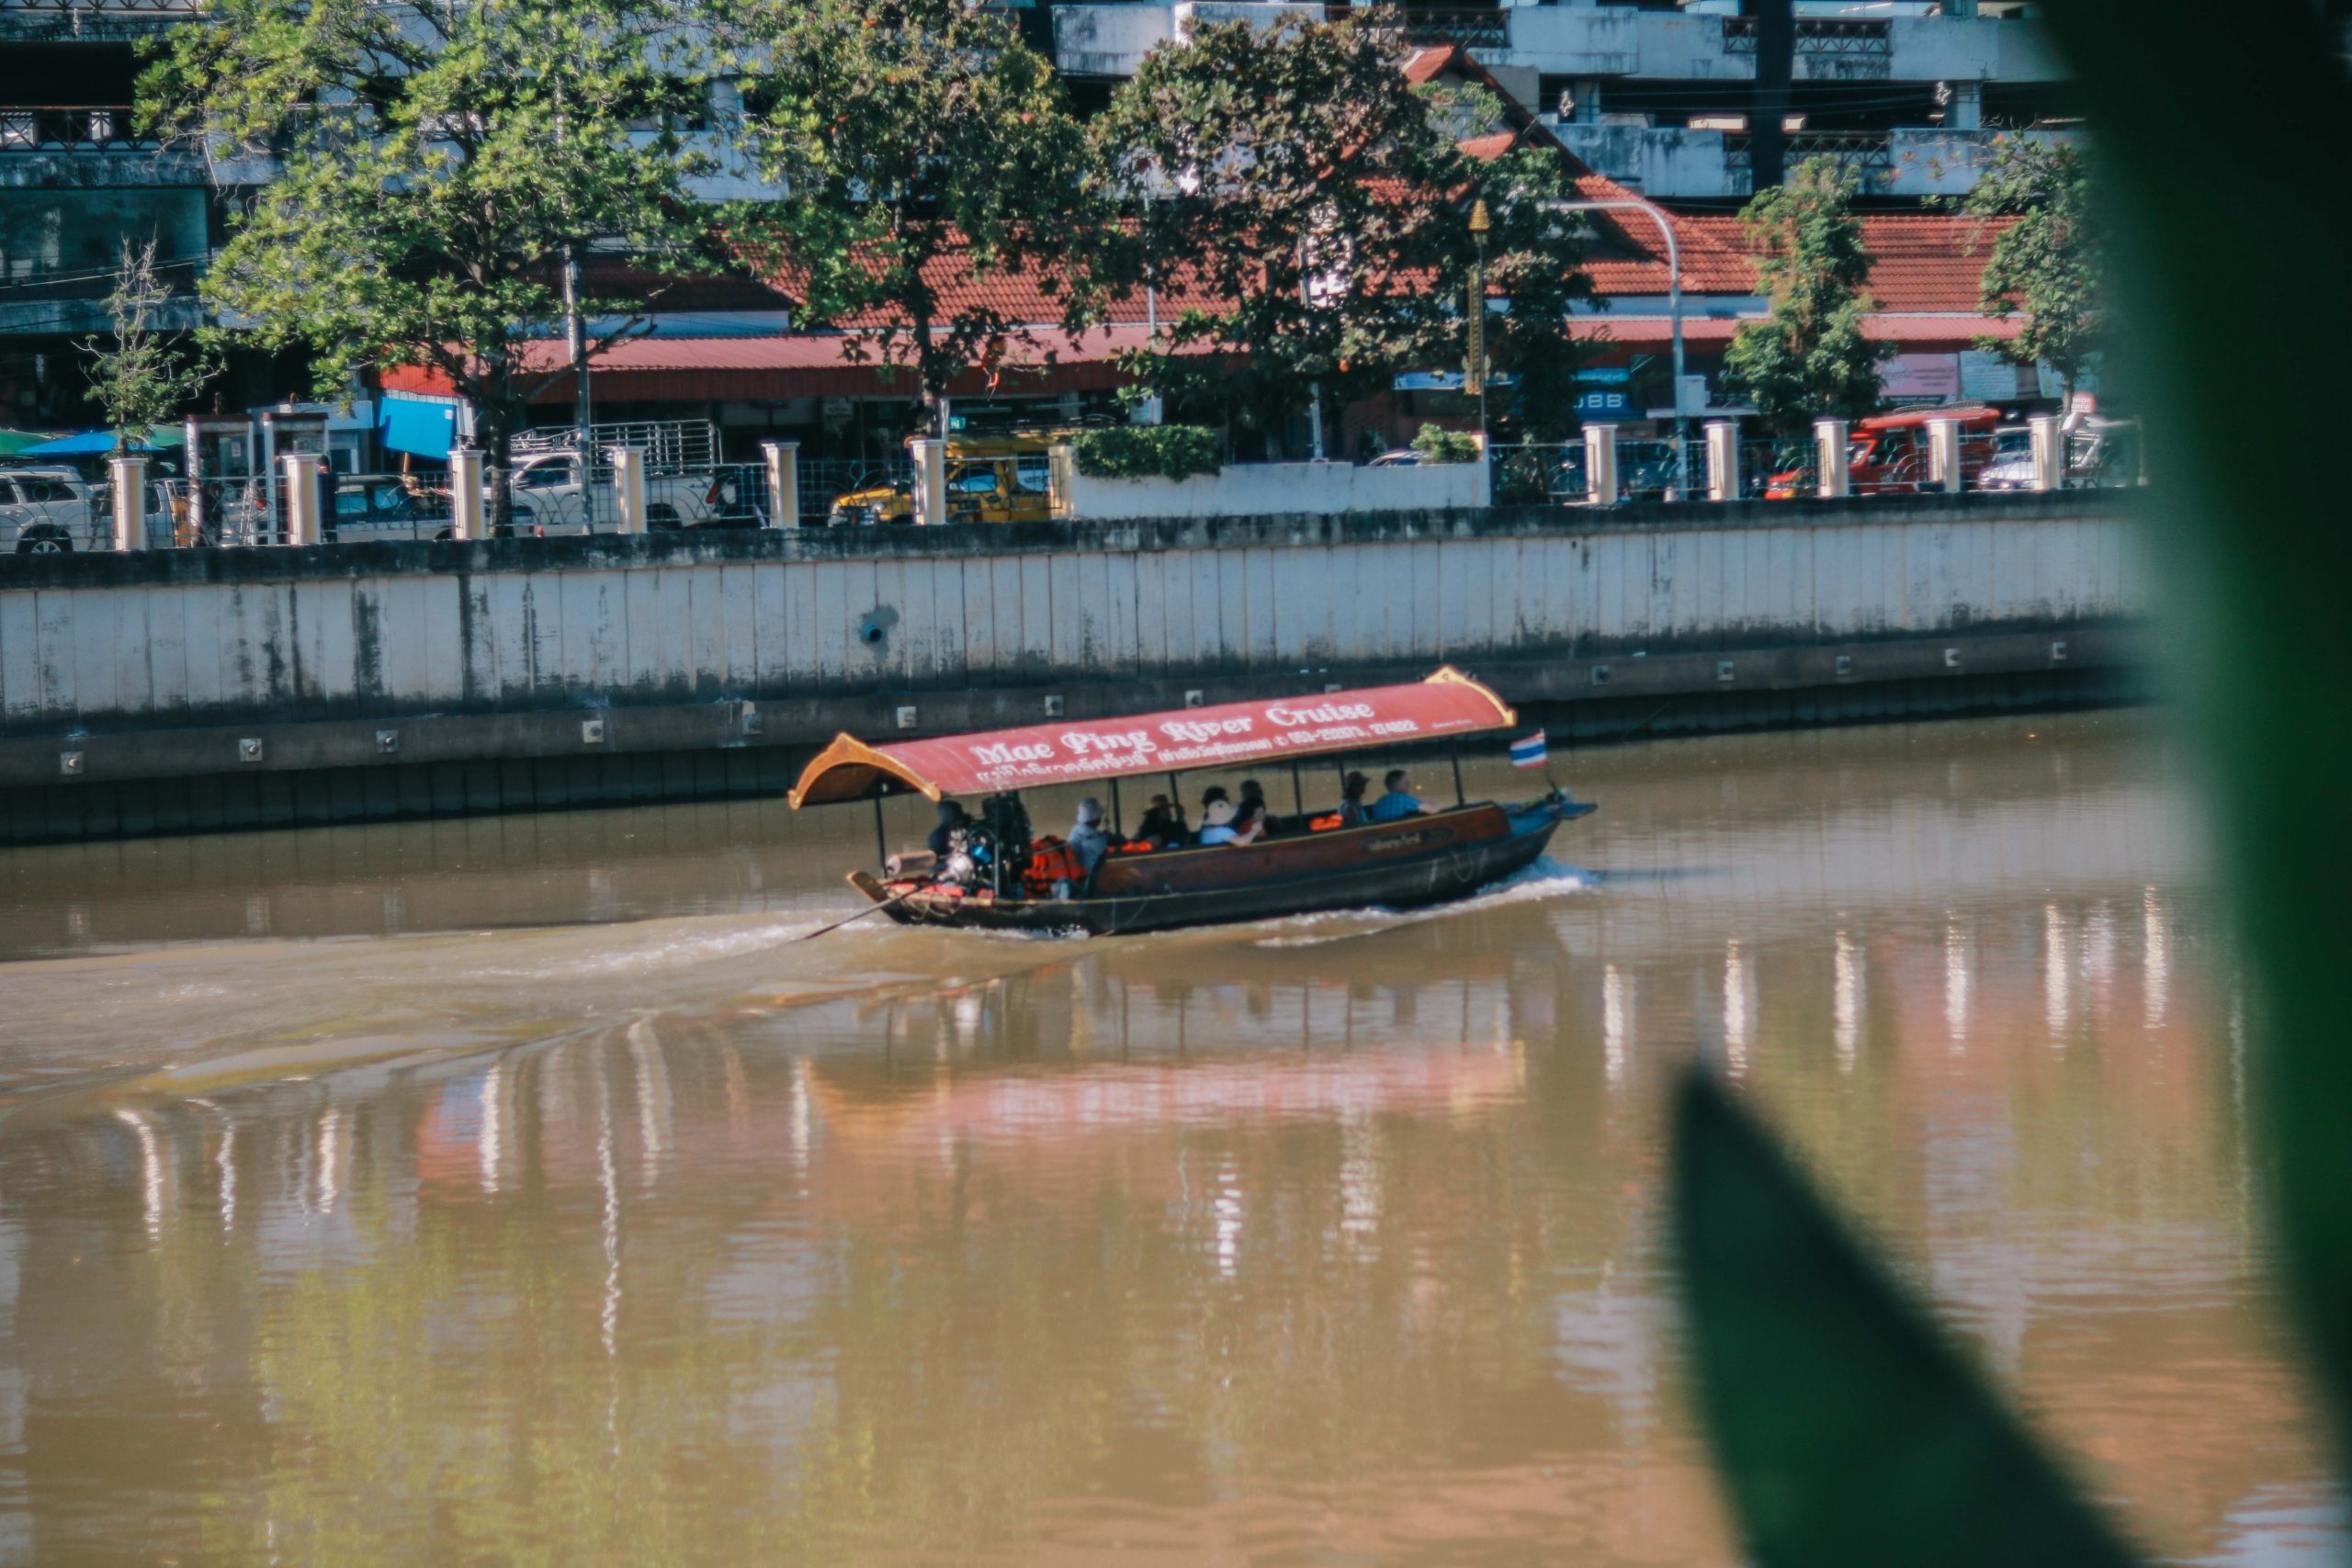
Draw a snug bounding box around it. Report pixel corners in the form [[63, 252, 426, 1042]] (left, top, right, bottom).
[[826, 432, 1071, 526]]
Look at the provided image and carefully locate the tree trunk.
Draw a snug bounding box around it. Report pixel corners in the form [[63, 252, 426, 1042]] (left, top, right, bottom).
[[1750, 0, 1794, 192], [479, 396, 514, 533]]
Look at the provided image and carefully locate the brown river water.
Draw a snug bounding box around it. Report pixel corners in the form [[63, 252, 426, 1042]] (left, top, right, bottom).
[[0, 712, 2338, 1564]]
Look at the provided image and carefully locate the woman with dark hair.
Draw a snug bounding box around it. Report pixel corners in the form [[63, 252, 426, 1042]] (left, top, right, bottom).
[[1337, 771, 1372, 827], [1233, 779, 1271, 843]]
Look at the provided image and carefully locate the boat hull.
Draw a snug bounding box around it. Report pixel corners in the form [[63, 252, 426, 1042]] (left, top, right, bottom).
[[854, 798, 1591, 937]]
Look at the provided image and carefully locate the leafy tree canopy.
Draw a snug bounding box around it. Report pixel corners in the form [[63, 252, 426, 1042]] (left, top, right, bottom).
[[723, 0, 1112, 435], [1723, 155, 1887, 433], [141, 0, 721, 479], [1096, 9, 1591, 446], [1951, 136, 2105, 402]]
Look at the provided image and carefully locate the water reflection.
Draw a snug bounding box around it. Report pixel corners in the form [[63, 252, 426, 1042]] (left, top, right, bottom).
[[0, 713, 2334, 1564]]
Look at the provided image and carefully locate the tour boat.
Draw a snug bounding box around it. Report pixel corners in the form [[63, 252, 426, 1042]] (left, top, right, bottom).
[[786, 667, 1595, 937]]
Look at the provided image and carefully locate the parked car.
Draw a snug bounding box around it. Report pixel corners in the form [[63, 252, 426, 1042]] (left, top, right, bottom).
[[0, 467, 184, 552], [1975, 418, 2143, 492], [502, 450, 733, 534], [1763, 405, 2006, 499], [0, 468, 96, 553], [320, 474, 432, 543]]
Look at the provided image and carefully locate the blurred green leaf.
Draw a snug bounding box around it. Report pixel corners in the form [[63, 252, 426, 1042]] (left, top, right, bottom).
[[2028, 0, 2352, 1462], [1669, 1073, 2143, 1568]]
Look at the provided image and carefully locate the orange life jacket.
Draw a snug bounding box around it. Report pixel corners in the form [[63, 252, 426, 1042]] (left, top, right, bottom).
[[1308, 813, 1342, 831], [1023, 839, 1086, 894]]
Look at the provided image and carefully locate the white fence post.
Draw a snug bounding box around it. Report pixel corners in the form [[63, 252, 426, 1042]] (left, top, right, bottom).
[[1582, 423, 1620, 508], [2029, 414, 2064, 492], [1048, 441, 1078, 522], [1704, 420, 1740, 502], [1927, 416, 1963, 493], [107, 453, 147, 551], [762, 439, 799, 528], [910, 437, 948, 526], [1814, 418, 1851, 499], [449, 447, 485, 540], [611, 446, 647, 534], [281, 451, 326, 546]]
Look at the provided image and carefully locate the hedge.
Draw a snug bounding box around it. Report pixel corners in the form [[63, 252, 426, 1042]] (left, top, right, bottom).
[[1071, 424, 1225, 481], [1410, 423, 1482, 465]]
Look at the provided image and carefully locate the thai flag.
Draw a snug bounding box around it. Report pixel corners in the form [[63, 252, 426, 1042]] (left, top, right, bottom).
[[1509, 730, 1548, 769]]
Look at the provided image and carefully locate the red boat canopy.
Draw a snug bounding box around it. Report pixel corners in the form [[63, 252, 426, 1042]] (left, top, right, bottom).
[[789, 668, 1518, 808]]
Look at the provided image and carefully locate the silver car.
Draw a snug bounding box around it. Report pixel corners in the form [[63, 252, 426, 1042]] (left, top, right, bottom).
[[0, 468, 99, 553]]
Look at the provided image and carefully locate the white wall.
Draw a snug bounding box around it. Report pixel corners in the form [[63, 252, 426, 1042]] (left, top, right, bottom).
[[1065, 461, 1491, 522], [0, 502, 2139, 728]]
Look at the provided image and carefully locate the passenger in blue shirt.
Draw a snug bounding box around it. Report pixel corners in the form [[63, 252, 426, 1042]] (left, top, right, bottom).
[[1367, 769, 1429, 822]]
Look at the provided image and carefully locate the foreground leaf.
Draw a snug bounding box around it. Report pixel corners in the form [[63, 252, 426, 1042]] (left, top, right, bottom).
[[1669, 1073, 2141, 1568], [2033, 0, 2352, 1469]]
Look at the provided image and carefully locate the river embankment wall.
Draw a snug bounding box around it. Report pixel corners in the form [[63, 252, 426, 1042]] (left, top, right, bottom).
[[0, 492, 2146, 841]]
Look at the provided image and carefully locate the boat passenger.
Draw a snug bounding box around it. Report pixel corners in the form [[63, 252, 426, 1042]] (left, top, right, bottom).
[[1198, 790, 1240, 846], [1136, 794, 1186, 849], [1069, 797, 1112, 873], [1233, 780, 1271, 843], [1368, 769, 1430, 822], [929, 798, 973, 857], [1338, 771, 1371, 827]]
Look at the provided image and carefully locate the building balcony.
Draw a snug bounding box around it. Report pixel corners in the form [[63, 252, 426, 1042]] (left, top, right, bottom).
[[0, 105, 209, 187], [1490, 6, 2063, 86], [0, 0, 201, 40], [0, 105, 153, 152], [1548, 120, 2076, 200]]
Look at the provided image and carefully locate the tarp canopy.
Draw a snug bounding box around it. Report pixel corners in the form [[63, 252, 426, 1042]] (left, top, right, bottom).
[[0, 430, 63, 457], [21, 426, 185, 456], [379, 390, 463, 458], [790, 668, 1517, 808]]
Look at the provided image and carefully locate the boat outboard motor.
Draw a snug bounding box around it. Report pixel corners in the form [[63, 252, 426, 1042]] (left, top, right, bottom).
[[938, 825, 994, 889]]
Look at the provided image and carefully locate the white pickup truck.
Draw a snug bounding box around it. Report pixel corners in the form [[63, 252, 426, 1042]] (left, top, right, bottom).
[[502, 451, 763, 535]]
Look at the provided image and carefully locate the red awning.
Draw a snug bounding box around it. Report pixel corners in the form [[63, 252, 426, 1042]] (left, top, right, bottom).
[[789, 668, 1518, 808]]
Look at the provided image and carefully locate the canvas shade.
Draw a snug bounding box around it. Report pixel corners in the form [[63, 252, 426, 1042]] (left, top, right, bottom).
[[789, 668, 1517, 807]]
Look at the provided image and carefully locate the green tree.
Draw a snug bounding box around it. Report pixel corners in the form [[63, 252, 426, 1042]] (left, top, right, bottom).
[[1097, 9, 1590, 450], [140, 0, 718, 516], [1953, 136, 2105, 405], [724, 0, 1110, 441], [1723, 156, 1886, 433], [79, 238, 217, 452]]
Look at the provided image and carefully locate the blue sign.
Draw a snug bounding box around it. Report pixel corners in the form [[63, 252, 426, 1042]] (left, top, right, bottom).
[[1393, 370, 1518, 393], [1575, 367, 1633, 386], [1574, 389, 1638, 420]]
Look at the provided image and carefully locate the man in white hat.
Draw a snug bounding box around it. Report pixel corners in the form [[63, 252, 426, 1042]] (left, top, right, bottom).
[[1069, 796, 1112, 873]]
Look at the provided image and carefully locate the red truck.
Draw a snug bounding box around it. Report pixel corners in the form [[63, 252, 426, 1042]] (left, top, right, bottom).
[[1764, 405, 2007, 499]]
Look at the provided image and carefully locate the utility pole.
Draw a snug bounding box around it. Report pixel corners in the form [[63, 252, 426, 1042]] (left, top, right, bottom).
[[1750, 0, 1795, 192], [562, 244, 591, 451]]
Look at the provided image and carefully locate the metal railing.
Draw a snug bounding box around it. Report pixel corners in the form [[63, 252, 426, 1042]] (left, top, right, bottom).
[[0, 106, 156, 152], [1486, 422, 2144, 509], [1396, 7, 1511, 50], [1725, 131, 1895, 192], [1721, 17, 1892, 57]]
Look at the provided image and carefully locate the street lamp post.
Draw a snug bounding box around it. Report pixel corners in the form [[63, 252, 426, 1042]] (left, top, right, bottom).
[[1466, 198, 1492, 448], [1544, 197, 1690, 494]]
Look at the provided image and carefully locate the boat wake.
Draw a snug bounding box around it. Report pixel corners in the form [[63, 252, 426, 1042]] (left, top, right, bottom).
[[1247, 857, 1594, 948]]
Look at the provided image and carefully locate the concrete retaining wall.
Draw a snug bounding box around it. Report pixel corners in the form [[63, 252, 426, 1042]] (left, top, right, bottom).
[[0, 492, 2147, 839], [1065, 457, 1491, 520]]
